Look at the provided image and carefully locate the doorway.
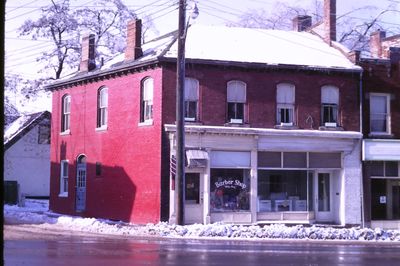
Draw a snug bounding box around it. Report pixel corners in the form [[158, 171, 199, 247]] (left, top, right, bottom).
[[314, 172, 333, 222], [75, 155, 87, 212], [185, 172, 203, 224]]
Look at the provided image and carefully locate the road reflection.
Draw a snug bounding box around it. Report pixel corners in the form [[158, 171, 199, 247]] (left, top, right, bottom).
[[5, 232, 400, 266]]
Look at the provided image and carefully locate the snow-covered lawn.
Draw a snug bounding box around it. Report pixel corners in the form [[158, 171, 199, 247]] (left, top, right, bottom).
[[4, 199, 400, 242]]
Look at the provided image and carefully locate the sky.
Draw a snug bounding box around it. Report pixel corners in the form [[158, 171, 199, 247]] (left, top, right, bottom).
[[4, 0, 400, 112]]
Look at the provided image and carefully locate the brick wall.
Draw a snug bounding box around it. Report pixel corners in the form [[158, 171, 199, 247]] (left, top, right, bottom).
[[162, 63, 360, 131], [50, 67, 164, 224]]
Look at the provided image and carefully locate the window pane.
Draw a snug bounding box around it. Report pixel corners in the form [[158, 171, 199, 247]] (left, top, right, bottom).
[[322, 104, 338, 124], [100, 88, 108, 107], [283, 152, 307, 168], [321, 86, 339, 104], [210, 169, 250, 212], [185, 78, 199, 101], [258, 152, 281, 168], [371, 114, 387, 132], [309, 153, 341, 168], [385, 161, 399, 177], [185, 101, 197, 120], [143, 78, 153, 101], [318, 173, 330, 211], [227, 81, 246, 103], [277, 83, 295, 104], [369, 161, 384, 176], [228, 103, 244, 121], [257, 170, 308, 212]]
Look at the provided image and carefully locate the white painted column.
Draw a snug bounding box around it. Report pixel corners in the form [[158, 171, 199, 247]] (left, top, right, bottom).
[[203, 148, 211, 224], [250, 136, 259, 223], [169, 133, 176, 224]]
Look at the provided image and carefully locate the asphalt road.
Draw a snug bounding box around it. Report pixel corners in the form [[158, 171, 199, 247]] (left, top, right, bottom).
[[4, 225, 400, 266]]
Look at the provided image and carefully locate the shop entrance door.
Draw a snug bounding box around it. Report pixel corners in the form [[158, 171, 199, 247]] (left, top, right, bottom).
[[185, 173, 203, 224], [75, 155, 87, 212], [314, 172, 333, 222]]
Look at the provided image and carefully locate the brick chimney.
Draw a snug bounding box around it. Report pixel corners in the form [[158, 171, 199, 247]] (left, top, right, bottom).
[[323, 0, 336, 43], [80, 34, 96, 72], [125, 19, 143, 61], [292, 15, 312, 32], [388, 47, 400, 63], [370, 30, 386, 58]]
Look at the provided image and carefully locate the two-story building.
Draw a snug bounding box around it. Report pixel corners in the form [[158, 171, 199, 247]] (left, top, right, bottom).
[[359, 31, 400, 229], [47, 1, 364, 226]]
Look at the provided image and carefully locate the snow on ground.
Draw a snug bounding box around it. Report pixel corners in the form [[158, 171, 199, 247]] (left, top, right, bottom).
[[4, 199, 400, 242]]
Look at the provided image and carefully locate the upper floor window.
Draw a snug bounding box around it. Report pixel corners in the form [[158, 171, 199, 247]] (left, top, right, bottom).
[[97, 87, 108, 128], [370, 93, 390, 134], [184, 78, 199, 121], [227, 80, 246, 123], [276, 83, 295, 126], [321, 85, 339, 127], [61, 95, 71, 132], [140, 78, 153, 123], [38, 124, 50, 144], [59, 160, 69, 196]]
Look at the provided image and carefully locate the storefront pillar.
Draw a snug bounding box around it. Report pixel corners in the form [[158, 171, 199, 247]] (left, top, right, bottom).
[[250, 148, 258, 223], [203, 149, 211, 224]]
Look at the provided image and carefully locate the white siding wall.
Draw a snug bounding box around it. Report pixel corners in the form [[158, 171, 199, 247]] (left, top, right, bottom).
[[4, 124, 50, 197]]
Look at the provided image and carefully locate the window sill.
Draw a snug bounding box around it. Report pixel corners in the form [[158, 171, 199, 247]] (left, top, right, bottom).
[[318, 126, 344, 131], [224, 122, 250, 127], [138, 119, 153, 127], [58, 193, 68, 198], [60, 130, 70, 136], [274, 125, 298, 130], [95, 126, 108, 132], [185, 120, 203, 125], [368, 133, 394, 139]]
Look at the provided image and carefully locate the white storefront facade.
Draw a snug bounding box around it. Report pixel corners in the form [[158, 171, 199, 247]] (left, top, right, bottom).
[[166, 125, 363, 226], [363, 139, 400, 229]]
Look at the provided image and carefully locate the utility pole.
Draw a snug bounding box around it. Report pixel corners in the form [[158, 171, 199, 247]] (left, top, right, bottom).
[[175, 0, 186, 225]]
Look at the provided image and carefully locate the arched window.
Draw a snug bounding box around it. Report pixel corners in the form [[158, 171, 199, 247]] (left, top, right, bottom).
[[276, 83, 295, 125], [97, 87, 108, 128], [140, 77, 153, 123], [61, 94, 71, 132], [227, 80, 246, 123], [184, 78, 199, 121], [321, 85, 339, 127]]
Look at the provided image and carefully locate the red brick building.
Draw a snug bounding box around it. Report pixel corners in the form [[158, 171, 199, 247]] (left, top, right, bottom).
[[359, 31, 400, 229], [47, 1, 365, 226]]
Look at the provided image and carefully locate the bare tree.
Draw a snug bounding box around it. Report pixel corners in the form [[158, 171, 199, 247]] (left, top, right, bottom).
[[233, 1, 399, 53]]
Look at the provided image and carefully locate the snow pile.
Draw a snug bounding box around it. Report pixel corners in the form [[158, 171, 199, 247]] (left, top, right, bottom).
[[142, 222, 400, 241], [4, 200, 400, 241]]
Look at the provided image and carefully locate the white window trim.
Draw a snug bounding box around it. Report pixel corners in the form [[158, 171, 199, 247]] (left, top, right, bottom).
[[369, 93, 391, 135], [138, 119, 154, 127], [59, 160, 69, 197], [61, 95, 71, 133], [97, 87, 108, 128]]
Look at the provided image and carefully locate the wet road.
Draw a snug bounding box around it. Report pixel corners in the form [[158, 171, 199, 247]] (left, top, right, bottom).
[[4, 225, 400, 266]]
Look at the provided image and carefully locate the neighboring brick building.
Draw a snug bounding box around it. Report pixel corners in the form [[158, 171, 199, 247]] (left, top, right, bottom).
[[359, 31, 400, 229], [46, 7, 366, 225]]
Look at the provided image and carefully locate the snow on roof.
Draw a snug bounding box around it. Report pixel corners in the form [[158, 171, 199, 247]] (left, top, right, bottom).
[[100, 32, 177, 70], [4, 111, 49, 146], [164, 25, 360, 70]]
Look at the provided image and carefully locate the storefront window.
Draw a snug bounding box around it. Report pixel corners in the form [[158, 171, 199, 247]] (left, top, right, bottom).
[[258, 170, 309, 212], [371, 178, 400, 220], [210, 169, 250, 212]]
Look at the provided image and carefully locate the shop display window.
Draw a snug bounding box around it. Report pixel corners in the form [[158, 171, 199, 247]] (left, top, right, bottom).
[[257, 170, 309, 212], [210, 169, 250, 212]]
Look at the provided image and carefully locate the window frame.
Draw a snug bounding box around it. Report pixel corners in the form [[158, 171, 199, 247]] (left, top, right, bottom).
[[227, 80, 246, 124], [38, 124, 50, 144], [276, 83, 295, 126], [184, 78, 199, 122], [140, 77, 154, 124], [97, 86, 108, 129], [321, 86, 339, 127], [59, 160, 69, 197], [369, 93, 391, 135], [61, 95, 71, 133]]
